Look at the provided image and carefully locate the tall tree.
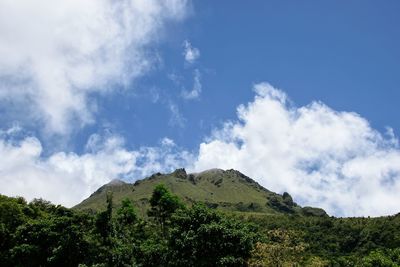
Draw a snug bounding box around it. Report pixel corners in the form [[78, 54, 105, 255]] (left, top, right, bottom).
[[147, 184, 183, 238]]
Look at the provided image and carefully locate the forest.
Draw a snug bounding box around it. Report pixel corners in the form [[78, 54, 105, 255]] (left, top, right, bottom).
[[1, 184, 400, 267]]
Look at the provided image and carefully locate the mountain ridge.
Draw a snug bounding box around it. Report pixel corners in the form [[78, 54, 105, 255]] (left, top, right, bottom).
[[74, 168, 327, 217]]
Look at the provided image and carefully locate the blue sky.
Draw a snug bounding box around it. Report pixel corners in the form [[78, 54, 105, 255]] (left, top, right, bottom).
[[72, 0, 400, 152], [0, 0, 399, 216]]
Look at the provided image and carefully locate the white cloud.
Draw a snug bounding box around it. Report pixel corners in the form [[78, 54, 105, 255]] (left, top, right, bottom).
[[0, 0, 188, 134], [168, 102, 186, 128], [183, 40, 200, 64], [161, 137, 176, 147], [191, 83, 400, 217], [0, 130, 192, 207], [182, 69, 202, 99], [2, 80, 399, 217]]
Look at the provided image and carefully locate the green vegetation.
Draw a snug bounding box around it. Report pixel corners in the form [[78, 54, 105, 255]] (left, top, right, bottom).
[[74, 169, 325, 217], [0, 186, 257, 266], [1, 169, 400, 266], [168, 203, 257, 266], [243, 213, 400, 266]]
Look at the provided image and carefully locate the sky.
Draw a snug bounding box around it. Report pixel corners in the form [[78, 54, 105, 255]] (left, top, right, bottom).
[[0, 0, 399, 217]]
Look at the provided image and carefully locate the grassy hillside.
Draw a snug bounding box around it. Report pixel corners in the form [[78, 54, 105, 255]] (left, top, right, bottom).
[[74, 168, 326, 217]]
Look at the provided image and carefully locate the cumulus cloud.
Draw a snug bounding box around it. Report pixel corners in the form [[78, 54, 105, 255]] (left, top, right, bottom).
[[2, 80, 399, 217], [0, 130, 192, 207], [0, 0, 188, 134], [182, 69, 202, 100], [191, 83, 400, 217], [183, 40, 200, 64]]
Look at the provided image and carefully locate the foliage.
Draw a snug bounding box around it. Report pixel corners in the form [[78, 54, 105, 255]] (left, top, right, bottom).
[[168, 203, 258, 266], [248, 229, 306, 267], [245, 213, 400, 265], [362, 248, 400, 267], [147, 184, 183, 238], [1, 184, 400, 266]]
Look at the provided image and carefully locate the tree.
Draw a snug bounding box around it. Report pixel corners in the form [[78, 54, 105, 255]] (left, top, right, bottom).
[[112, 198, 141, 267], [10, 208, 90, 267], [93, 192, 115, 265], [147, 184, 183, 238], [362, 248, 400, 267], [93, 195, 143, 267], [95, 192, 114, 243], [168, 203, 258, 266], [0, 195, 28, 266], [116, 198, 137, 227], [248, 229, 306, 267]]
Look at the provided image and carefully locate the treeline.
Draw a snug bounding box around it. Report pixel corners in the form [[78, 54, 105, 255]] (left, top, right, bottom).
[[1, 184, 256, 267], [243, 213, 400, 266], [1, 185, 400, 266]]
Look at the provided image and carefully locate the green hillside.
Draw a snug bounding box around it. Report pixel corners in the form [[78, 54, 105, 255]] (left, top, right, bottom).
[[74, 168, 326, 217], [1, 175, 399, 266]]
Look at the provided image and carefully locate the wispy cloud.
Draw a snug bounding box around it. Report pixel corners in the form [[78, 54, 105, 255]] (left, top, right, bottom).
[[168, 102, 186, 128], [183, 40, 200, 64], [181, 69, 202, 100], [0, 0, 188, 134]]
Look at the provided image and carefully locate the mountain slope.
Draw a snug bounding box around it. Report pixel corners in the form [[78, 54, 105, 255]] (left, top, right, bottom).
[[74, 168, 327, 217]]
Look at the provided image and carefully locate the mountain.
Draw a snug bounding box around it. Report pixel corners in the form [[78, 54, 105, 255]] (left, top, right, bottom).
[[74, 168, 327, 217]]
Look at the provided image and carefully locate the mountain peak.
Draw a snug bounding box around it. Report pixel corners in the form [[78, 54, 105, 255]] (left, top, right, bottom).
[[76, 168, 327, 217], [107, 179, 126, 186], [172, 168, 187, 179], [192, 168, 224, 177]]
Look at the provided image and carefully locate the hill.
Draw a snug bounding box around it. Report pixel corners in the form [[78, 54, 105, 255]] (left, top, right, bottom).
[[74, 168, 327, 217], [2, 170, 400, 266]]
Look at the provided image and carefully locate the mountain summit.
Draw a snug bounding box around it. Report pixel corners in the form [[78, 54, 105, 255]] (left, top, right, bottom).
[[74, 168, 327, 217]]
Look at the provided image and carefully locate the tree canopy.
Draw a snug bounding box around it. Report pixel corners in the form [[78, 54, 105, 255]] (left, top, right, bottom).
[[1, 186, 400, 266]]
